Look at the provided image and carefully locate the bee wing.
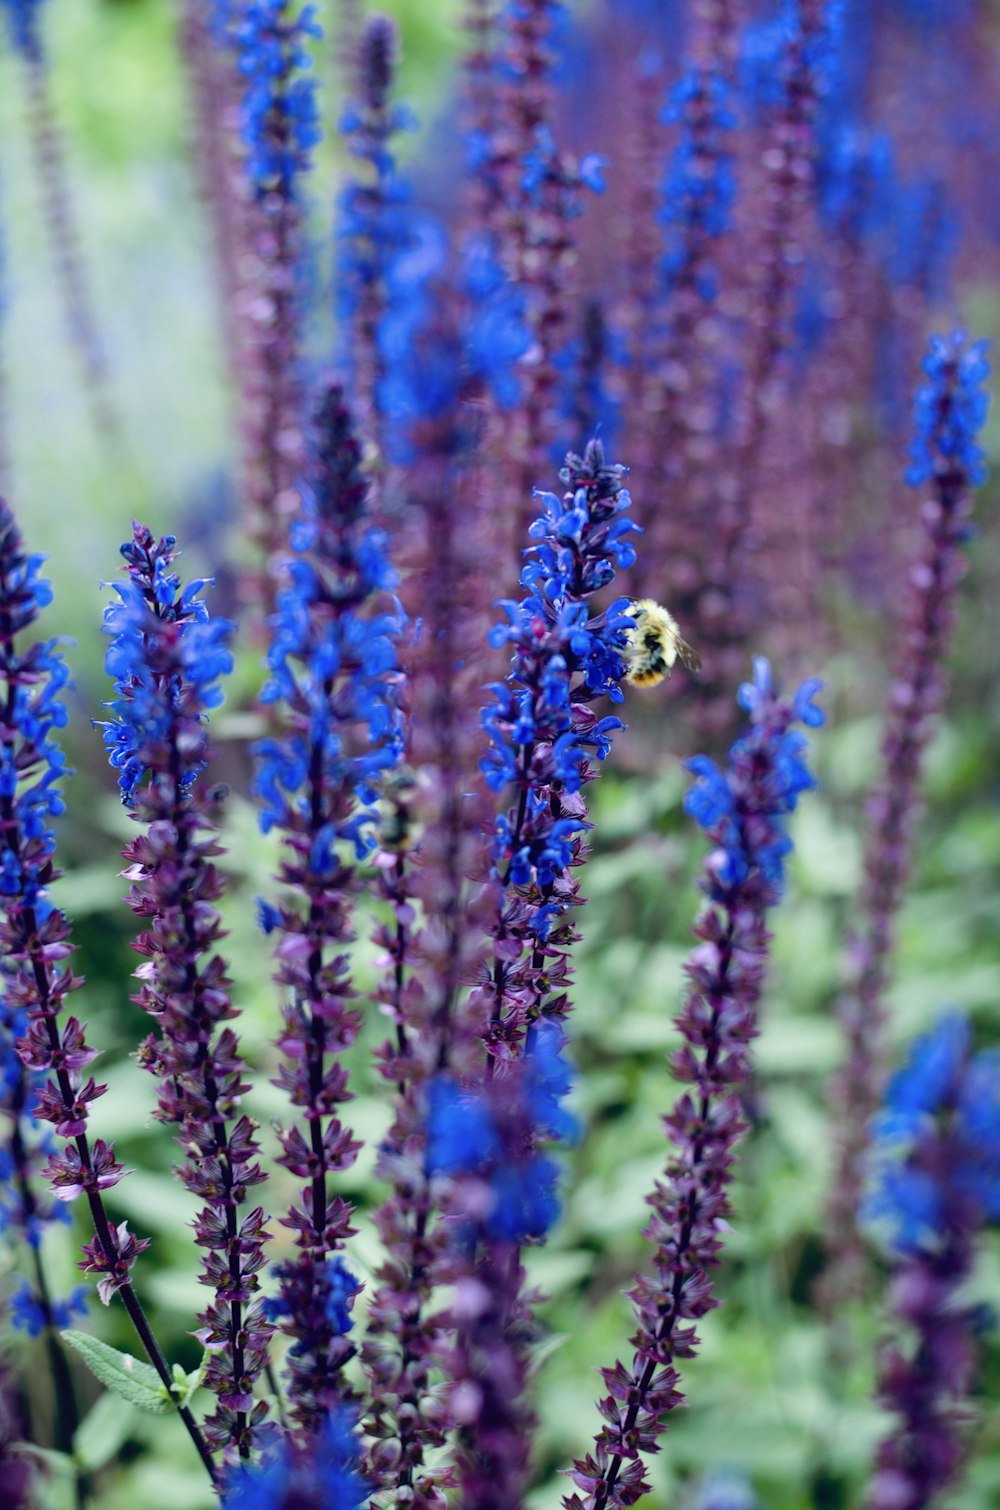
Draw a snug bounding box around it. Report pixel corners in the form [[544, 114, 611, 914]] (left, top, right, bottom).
[[676, 637, 701, 674]]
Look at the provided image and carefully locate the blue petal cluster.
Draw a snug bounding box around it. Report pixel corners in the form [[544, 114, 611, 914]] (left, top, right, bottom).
[[864, 1013, 1000, 1257], [481, 446, 637, 926], [222, 1407, 370, 1510], [226, 2, 322, 192], [337, 114, 417, 338], [99, 542, 233, 805], [661, 69, 736, 301], [0, 0, 45, 58], [379, 232, 530, 462], [426, 1022, 575, 1244], [905, 333, 991, 489], [684, 658, 824, 893], [254, 535, 403, 844], [10, 1275, 87, 1337]]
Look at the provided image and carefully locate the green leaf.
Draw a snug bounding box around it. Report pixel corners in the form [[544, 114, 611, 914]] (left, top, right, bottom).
[[73, 1391, 137, 1471], [61, 1332, 171, 1415]]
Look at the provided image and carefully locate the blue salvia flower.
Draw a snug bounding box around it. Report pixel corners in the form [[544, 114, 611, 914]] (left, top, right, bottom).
[[886, 176, 959, 305], [253, 385, 404, 1435], [336, 13, 421, 426], [9, 1275, 87, 1337], [570, 662, 823, 1510], [685, 657, 823, 891], [378, 231, 530, 464], [426, 1020, 575, 1244], [906, 333, 990, 488], [661, 69, 736, 302], [226, 1, 322, 194], [0, 0, 45, 59], [221, 1407, 371, 1509], [862, 1013, 1000, 1508], [98, 528, 232, 805], [864, 1014, 1000, 1255]]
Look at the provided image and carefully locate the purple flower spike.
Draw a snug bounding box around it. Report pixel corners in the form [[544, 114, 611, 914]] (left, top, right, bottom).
[[473, 439, 638, 1067], [426, 1021, 577, 1510], [862, 1015, 1000, 1510], [337, 14, 417, 455], [254, 383, 404, 1437], [0, 500, 215, 1480], [101, 522, 272, 1461], [0, 0, 46, 60], [567, 663, 822, 1510], [0, 497, 133, 1270], [824, 333, 991, 1308], [213, 1, 320, 577]]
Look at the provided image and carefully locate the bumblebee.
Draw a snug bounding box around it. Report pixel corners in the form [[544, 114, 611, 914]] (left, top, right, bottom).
[[624, 599, 701, 688]]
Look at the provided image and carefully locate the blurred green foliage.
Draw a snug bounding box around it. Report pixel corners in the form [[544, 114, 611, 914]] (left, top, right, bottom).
[[1, 2, 999, 1508]]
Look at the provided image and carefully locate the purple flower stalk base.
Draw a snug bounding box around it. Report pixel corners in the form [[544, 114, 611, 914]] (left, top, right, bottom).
[[100, 522, 272, 1460], [0, 500, 215, 1480], [824, 333, 991, 1308], [568, 660, 823, 1510], [861, 1014, 1000, 1510], [255, 381, 403, 1437]]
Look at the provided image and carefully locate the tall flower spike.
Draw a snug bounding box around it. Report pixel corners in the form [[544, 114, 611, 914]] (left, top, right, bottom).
[[488, 0, 605, 544], [359, 279, 523, 1507], [0, 989, 87, 1457], [221, 1, 321, 582], [2, 0, 121, 443], [823, 333, 991, 1310], [693, 0, 833, 724], [0, 500, 215, 1481], [567, 659, 824, 1510], [424, 1019, 578, 1510], [254, 382, 404, 1437], [100, 522, 272, 1461], [861, 1014, 1000, 1510], [474, 438, 638, 1068], [636, 28, 738, 616], [336, 15, 417, 465]]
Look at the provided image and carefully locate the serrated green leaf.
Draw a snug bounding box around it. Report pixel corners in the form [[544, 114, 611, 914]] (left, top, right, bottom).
[[61, 1331, 171, 1415]]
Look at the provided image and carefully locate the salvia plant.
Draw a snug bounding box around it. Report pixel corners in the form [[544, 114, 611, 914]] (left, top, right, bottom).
[[0, 2, 997, 1509]]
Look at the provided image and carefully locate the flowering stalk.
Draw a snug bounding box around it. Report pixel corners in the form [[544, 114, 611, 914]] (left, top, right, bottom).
[[424, 1021, 577, 1510], [824, 333, 991, 1307], [1, 0, 120, 445], [638, 21, 737, 623], [726, 0, 830, 525], [177, 0, 249, 386], [336, 15, 414, 464], [489, 0, 605, 541], [100, 522, 272, 1461], [359, 292, 523, 1506], [220, 0, 320, 579], [254, 381, 403, 1436], [0, 993, 87, 1460], [567, 658, 824, 1510], [861, 1014, 1000, 1509], [0, 499, 215, 1479], [475, 437, 637, 1066]]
